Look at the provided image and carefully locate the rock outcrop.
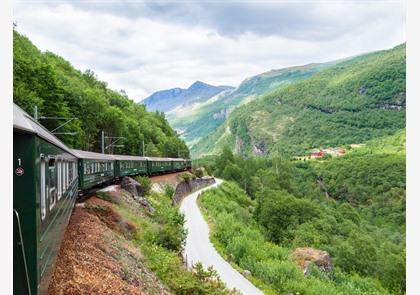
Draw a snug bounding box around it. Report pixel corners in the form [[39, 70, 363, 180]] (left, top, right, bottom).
[[172, 176, 216, 205], [121, 177, 155, 213], [291, 247, 333, 277]]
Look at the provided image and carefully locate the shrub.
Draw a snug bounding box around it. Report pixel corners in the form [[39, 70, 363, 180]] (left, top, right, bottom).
[[164, 184, 175, 198], [193, 167, 205, 178], [135, 175, 152, 196], [178, 172, 195, 182]]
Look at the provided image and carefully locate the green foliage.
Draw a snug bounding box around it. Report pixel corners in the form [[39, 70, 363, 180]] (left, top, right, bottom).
[[192, 167, 205, 178], [13, 30, 189, 157], [170, 62, 335, 148], [135, 176, 152, 196], [193, 44, 405, 158], [255, 189, 321, 243], [164, 184, 175, 198], [199, 130, 405, 294], [200, 182, 390, 295], [178, 172, 196, 182], [117, 191, 234, 294]]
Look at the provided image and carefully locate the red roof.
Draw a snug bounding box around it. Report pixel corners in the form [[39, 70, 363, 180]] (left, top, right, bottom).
[[311, 151, 324, 157]]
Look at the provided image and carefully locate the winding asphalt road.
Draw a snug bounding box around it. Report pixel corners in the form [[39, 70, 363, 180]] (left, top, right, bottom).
[[180, 178, 264, 295]]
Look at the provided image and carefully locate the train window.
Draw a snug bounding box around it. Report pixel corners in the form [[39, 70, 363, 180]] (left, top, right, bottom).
[[40, 156, 47, 220], [61, 161, 65, 192], [63, 161, 66, 191], [73, 162, 76, 179], [111, 162, 113, 170], [69, 161, 73, 184], [57, 159, 62, 200], [48, 158, 57, 211], [84, 163, 87, 174], [62, 161, 66, 193], [91, 163, 94, 173], [65, 161, 68, 187], [61, 160, 67, 193]]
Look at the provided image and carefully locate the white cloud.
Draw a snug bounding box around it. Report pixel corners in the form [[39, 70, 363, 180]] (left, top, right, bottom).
[[13, 1, 405, 101]]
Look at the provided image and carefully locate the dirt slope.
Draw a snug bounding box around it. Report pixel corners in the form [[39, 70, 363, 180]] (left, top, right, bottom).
[[49, 187, 171, 295]]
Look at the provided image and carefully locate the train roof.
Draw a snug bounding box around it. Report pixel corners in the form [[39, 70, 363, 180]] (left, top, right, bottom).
[[169, 158, 186, 162], [13, 103, 77, 156], [148, 157, 180, 161], [71, 149, 116, 160], [112, 154, 148, 161]]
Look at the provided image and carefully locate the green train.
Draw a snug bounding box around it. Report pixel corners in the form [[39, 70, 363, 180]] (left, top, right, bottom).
[[13, 104, 191, 295]]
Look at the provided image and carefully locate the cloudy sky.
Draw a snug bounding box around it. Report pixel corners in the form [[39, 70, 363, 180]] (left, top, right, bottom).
[[13, 0, 405, 101]]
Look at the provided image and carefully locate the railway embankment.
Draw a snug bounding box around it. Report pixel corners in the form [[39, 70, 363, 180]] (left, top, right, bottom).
[[49, 185, 171, 295], [49, 174, 232, 295]]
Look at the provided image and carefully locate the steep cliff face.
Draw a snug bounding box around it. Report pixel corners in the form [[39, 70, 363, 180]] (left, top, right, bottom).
[[172, 177, 216, 205]]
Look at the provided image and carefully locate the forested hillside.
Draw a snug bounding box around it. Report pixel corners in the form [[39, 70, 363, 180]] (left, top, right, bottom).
[[198, 129, 406, 294], [168, 62, 335, 147], [193, 44, 405, 157], [13, 30, 189, 157]]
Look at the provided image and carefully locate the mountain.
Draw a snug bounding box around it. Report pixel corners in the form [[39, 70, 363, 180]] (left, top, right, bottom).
[[13, 30, 189, 157], [141, 81, 233, 113], [192, 44, 406, 158], [167, 62, 337, 147]]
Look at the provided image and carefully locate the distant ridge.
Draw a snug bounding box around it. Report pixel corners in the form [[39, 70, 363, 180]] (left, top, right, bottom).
[[141, 81, 234, 112]]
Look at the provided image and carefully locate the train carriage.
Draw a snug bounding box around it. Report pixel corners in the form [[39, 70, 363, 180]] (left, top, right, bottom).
[[114, 154, 148, 177], [14, 104, 79, 295], [147, 157, 174, 174], [13, 103, 194, 295], [172, 158, 187, 171], [71, 149, 115, 191], [186, 159, 192, 169]]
